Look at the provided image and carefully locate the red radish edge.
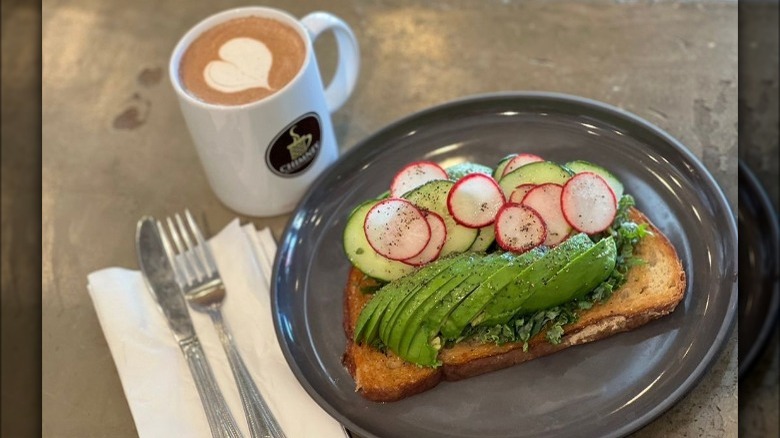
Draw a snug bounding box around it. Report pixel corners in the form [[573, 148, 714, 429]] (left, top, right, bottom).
[[509, 184, 537, 204], [520, 183, 572, 246], [501, 153, 545, 177], [363, 198, 431, 261], [402, 211, 447, 266], [390, 161, 448, 198], [494, 203, 547, 253], [561, 172, 618, 234], [447, 173, 506, 228]]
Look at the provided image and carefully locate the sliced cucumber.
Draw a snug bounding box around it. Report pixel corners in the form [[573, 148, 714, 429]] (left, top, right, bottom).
[[498, 161, 573, 198], [492, 154, 517, 180], [446, 162, 493, 181], [343, 199, 415, 282], [403, 180, 478, 256], [468, 225, 495, 252], [564, 160, 624, 199]]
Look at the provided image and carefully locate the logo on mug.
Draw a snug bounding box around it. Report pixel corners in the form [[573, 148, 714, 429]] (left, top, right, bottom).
[[266, 113, 322, 177]]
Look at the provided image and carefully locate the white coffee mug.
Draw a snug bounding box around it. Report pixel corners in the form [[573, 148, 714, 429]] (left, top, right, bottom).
[[169, 7, 359, 216]]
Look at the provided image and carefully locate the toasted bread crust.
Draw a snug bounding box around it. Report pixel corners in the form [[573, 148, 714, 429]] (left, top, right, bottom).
[[342, 208, 686, 401]]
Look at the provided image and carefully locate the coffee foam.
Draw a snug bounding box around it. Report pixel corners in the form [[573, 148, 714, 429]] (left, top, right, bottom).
[[179, 16, 305, 106], [204, 37, 274, 93]]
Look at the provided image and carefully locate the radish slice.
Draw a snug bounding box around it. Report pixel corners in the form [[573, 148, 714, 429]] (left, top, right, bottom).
[[561, 172, 618, 234], [501, 153, 544, 177], [521, 183, 572, 246], [447, 174, 506, 228], [508, 184, 537, 204], [390, 161, 448, 198], [402, 211, 447, 266], [494, 203, 547, 253], [364, 199, 431, 260]]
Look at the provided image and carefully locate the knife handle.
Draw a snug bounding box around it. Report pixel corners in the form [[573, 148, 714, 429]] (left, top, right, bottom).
[[181, 337, 244, 438]]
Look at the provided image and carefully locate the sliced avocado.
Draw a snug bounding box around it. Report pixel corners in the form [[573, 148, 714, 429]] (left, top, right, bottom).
[[403, 254, 512, 365], [397, 252, 509, 358], [476, 234, 593, 327], [385, 254, 478, 354], [421, 253, 513, 335], [359, 255, 459, 344], [353, 288, 394, 343], [440, 248, 546, 340], [374, 255, 463, 343], [520, 236, 617, 312], [404, 329, 440, 366], [379, 253, 470, 344]]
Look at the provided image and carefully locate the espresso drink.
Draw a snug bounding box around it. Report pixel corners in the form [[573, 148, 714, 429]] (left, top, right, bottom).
[[179, 16, 306, 106]]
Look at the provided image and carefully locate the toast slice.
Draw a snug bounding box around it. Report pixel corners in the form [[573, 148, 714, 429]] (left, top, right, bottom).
[[342, 208, 686, 402]]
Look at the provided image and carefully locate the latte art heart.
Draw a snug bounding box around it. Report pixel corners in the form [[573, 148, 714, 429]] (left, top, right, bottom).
[[204, 37, 274, 93], [179, 16, 305, 105]]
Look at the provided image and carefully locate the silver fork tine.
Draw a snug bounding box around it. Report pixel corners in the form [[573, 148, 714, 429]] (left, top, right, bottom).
[[167, 216, 199, 285], [156, 220, 184, 286], [176, 213, 209, 280], [185, 209, 219, 275]]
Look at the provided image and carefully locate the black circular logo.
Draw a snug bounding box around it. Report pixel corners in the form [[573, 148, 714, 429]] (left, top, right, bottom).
[[265, 113, 322, 178]]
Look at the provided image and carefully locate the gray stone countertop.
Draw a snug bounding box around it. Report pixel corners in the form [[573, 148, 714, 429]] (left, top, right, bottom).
[[39, 0, 774, 436]]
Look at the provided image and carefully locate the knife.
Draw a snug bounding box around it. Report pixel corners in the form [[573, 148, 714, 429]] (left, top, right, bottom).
[[136, 217, 244, 438]]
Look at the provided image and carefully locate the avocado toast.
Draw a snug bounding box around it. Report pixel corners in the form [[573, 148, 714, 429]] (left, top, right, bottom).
[[341, 158, 686, 402]]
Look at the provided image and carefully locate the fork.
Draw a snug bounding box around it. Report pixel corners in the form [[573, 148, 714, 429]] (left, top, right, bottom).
[[160, 210, 286, 438]]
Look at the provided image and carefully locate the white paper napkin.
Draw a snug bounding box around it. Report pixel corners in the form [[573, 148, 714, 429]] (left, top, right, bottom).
[[87, 219, 346, 438]]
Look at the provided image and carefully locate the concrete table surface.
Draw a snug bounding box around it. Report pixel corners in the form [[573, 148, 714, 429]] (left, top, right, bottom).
[[35, 0, 772, 436]]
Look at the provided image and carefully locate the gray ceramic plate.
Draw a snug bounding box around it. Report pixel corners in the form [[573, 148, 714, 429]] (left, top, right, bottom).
[[272, 93, 737, 438]]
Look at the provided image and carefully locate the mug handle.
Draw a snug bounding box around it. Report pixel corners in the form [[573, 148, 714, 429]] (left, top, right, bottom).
[[301, 12, 360, 113]]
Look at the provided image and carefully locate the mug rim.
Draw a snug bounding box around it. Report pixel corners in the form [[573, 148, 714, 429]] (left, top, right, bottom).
[[169, 6, 314, 112]]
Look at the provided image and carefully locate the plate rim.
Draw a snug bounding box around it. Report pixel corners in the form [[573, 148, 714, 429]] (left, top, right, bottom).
[[271, 91, 738, 438], [737, 159, 780, 378]]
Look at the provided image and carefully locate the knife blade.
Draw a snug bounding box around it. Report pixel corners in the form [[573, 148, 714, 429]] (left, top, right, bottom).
[[136, 217, 195, 342]]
